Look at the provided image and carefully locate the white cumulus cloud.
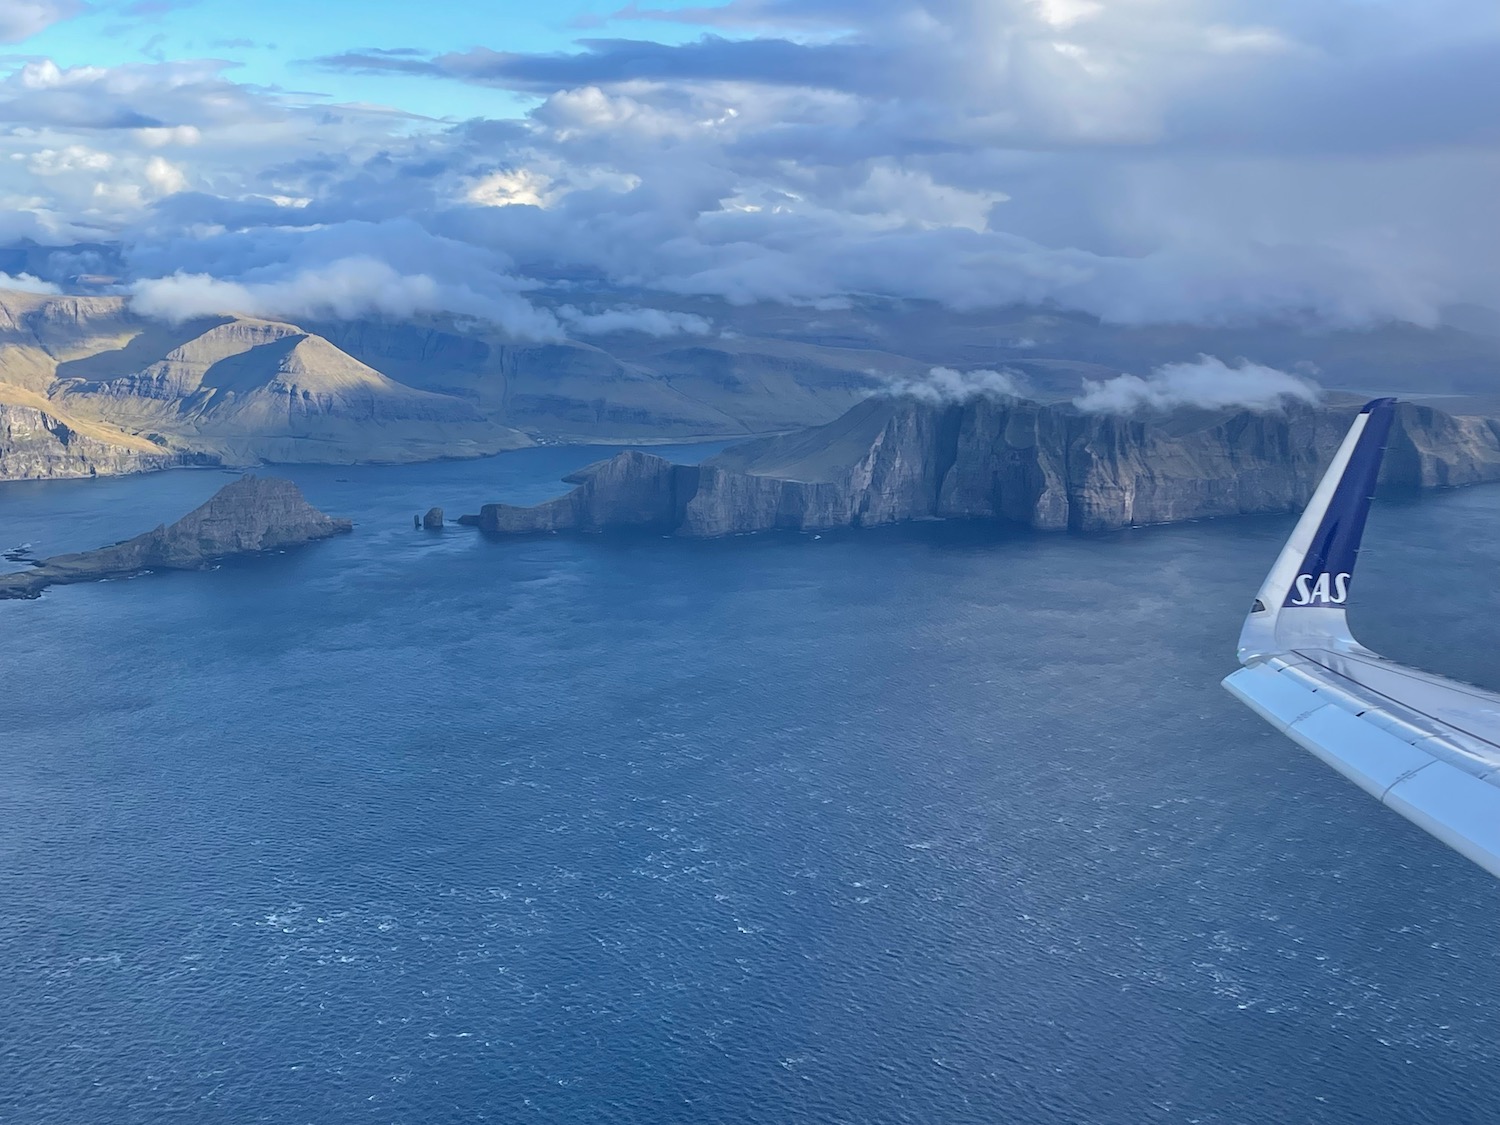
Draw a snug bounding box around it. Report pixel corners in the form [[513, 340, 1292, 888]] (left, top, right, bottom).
[[144, 156, 187, 195], [0, 271, 62, 294], [1073, 355, 1321, 414], [883, 365, 1028, 404], [466, 168, 558, 208]]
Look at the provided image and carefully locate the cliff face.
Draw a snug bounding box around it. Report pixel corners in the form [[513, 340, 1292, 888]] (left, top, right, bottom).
[[0, 401, 189, 481], [0, 475, 352, 600], [927, 399, 1359, 531], [469, 397, 1500, 538], [478, 450, 688, 532]]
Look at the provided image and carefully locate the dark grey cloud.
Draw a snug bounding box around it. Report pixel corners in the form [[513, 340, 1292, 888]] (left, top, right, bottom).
[[322, 35, 900, 96], [316, 45, 428, 71]]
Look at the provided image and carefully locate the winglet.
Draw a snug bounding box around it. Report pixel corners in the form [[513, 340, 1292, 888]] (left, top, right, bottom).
[[1237, 398, 1397, 664]]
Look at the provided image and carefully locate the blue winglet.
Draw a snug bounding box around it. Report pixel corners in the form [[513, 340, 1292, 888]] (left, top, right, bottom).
[[1282, 398, 1397, 609]]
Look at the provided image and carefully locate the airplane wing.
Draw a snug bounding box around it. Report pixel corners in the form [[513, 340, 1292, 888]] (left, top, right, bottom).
[[1223, 398, 1500, 879]]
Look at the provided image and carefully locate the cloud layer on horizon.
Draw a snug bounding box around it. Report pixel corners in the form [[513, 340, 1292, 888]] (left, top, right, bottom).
[[1, 0, 1498, 338]]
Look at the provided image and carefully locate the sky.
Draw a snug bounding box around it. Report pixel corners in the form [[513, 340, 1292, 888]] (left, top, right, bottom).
[[2, 0, 1498, 338]]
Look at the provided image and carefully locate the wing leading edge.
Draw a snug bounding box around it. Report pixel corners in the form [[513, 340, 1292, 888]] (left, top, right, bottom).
[[1223, 399, 1500, 879]]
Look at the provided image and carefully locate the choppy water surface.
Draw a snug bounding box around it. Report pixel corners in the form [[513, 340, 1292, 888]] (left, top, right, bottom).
[[3, 447, 1500, 1125]]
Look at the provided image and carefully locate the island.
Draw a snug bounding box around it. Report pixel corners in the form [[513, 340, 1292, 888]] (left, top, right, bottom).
[[463, 395, 1500, 537], [0, 475, 352, 600]]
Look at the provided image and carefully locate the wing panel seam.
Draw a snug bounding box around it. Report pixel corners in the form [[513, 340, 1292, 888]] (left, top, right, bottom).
[[1379, 760, 1437, 804], [1291, 650, 1500, 755]]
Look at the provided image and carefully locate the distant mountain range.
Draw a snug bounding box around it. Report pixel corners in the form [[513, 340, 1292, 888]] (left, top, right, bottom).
[[0, 288, 921, 480], [4, 280, 1500, 482], [0, 290, 524, 480]]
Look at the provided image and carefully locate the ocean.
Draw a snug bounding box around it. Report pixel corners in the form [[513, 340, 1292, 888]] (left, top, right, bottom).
[[3, 445, 1500, 1125]]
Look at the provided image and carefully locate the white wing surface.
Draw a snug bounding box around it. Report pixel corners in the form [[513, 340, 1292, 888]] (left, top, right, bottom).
[[1223, 399, 1500, 879]]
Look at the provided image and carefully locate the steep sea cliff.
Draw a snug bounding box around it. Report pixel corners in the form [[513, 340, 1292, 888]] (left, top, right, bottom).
[[470, 397, 1500, 536], [0, 401, 212, 481]]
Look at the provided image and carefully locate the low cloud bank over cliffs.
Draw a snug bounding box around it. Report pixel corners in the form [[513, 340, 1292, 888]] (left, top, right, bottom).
[[1074, 356, 1321, 415]]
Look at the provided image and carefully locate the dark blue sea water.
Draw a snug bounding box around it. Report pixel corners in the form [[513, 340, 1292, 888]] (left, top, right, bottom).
[[3, 447, 1500, 1125]]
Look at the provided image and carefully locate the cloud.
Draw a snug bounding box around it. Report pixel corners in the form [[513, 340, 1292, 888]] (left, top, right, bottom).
[[122, 0, 198, 16], [25, 144, 115, 175], [4, 0, 1500, 338], [0, 58, 280, 130], [134, 124, 201, 147], [143, 155, 187, 194], [466, 168, 558, 208], [129, 256, 565, 339], [0, 0, 84, 44], [320, 36, 893, 96], [1073, 355, 1321, 414], [557, 304, 713, 336], [110, 219, 445, 325], [595, 1, 863, 30], [882, 365, 1027, 404], [0, 271, 62, 294]]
